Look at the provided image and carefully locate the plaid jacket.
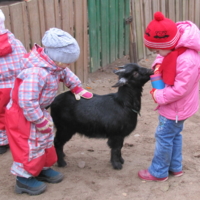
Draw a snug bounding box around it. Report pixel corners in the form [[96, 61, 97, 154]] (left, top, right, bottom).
[[8, 44, 82, 123], [0, 29, 27, 88]]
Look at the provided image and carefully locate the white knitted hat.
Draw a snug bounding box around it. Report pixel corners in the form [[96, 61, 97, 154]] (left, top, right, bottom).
[[0, 9, 5, 30], [42, 28, 80, 64]]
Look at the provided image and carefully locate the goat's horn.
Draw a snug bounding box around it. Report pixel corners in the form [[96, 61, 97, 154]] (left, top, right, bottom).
[[118, 65, 125, 68], [114, 69, 125, 75]]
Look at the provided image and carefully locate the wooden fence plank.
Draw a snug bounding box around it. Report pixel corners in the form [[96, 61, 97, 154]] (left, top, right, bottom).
[[124, 0, 130, 55], [195, 0, 200, 27], [96, 0, 101, 68], [129, 0, 137, 62], [139, 0, 146, 58], [188, 0, 195, 23], [74, 0, 85, 80], [43, 0, 56, 30], [152, 0, 160, 13], [182, 0, 189, 21], [175, 0, 181, 22], [168, 0, 175, 21], [115, 0, 119, 59], [143, 0, 152, 29], [9, 3, 25, 45], [143, 0, 152, 57], [60, 0, 74, 35], [100, 0, 109, 67], [109, 0, 116, 63], [38, 0, 46, 39], [83, 0, 88, 82], [27, 0, 41, 47], [21, 2, 30, 50], [54, 0, 61, 29], [134, 0, 144, 60], [118, 0, 124, 58], [88, 0, 99, 72], [160, 0, 166, 15]]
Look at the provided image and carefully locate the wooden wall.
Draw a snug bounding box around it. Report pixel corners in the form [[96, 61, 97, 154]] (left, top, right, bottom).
[[0, 0, 88, 86], [130, 0, 200, 62]]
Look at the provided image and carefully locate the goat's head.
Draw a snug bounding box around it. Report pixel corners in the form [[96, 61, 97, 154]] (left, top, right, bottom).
[[112, 63, 153, 88]]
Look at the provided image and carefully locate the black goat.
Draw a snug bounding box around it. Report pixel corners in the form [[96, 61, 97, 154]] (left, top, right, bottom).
[[51, 63, 153, 170]]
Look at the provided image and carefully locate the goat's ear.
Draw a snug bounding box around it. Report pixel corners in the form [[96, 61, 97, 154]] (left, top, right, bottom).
[[113, 69, 125, 75], [112, 77, 127, 87]]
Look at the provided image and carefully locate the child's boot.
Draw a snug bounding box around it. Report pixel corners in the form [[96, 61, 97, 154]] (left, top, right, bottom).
[[138, 169, 168, 182], [15, 176, 47, 195], [0, 144, 9, 154], [36, 168, 64, 183]]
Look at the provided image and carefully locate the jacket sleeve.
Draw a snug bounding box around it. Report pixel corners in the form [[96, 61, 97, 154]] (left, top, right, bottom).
[[155, 56, 198, 105], [58, 67, 82, 90], [18, 68, 46, 123]]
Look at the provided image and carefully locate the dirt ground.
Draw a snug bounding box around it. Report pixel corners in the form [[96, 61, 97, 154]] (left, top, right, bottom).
[[1, 55, 200, 200]]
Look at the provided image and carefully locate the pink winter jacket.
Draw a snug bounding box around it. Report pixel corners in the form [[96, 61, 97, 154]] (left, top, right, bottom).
[[152, 21, 200, 121]]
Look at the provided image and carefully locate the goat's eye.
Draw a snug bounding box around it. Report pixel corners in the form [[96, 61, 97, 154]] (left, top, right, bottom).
[[133, 71, 139, 78]]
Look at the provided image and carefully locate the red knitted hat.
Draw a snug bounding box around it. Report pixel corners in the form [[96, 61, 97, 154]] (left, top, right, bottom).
[[144, 12, 180, 50]]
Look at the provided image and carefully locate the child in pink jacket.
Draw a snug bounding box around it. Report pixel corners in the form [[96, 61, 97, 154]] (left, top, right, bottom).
[[138, 12, 200, 181], [0, 9, 27, 154], [5, 28, 92, 195]]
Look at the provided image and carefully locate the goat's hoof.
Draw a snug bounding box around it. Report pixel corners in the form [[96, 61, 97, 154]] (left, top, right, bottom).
[[119, 157, 124, 164], [57, 160, 67, 167], [112, 162, 123, 170]]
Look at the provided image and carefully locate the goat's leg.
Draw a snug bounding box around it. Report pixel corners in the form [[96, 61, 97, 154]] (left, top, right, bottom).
[[54, 129, 74, 167], [107, 137, 124, 170]]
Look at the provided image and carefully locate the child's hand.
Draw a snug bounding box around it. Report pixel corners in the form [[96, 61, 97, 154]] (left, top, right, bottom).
[[150, 88, 157, 103], [35, 117, 53, 134], [154, 64, 161, 74], [71, 86, 93, 100]]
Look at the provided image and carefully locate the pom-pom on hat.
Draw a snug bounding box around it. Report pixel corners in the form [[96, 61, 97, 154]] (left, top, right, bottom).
[[0, 9, 5, 30], [42, 28, 80, 64], [144, 12, 180, 50]]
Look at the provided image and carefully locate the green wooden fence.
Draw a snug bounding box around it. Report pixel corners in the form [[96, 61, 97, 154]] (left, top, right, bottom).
[[88, 0, 130, 72]]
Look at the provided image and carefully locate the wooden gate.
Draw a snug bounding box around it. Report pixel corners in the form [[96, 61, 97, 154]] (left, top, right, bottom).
[[87, 0, 130, 72]]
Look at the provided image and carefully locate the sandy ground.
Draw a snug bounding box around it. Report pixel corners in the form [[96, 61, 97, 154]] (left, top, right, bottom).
[[1, 55, 200, 200]]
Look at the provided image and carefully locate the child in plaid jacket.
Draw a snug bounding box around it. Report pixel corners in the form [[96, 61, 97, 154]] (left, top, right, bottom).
[[5, 27, 92, 195]]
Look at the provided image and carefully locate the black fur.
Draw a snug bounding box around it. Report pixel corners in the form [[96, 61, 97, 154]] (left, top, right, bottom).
[[50, 63, 153, 169]]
